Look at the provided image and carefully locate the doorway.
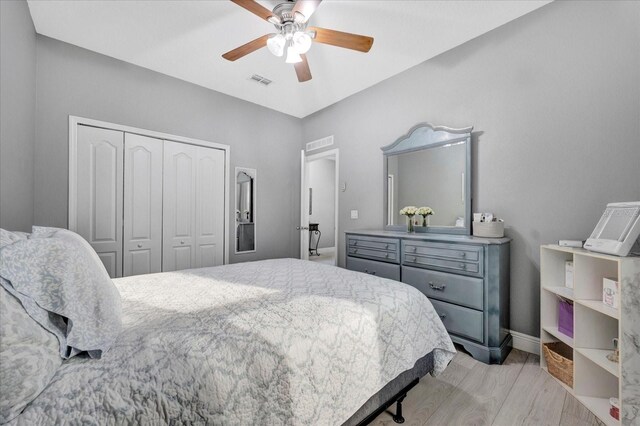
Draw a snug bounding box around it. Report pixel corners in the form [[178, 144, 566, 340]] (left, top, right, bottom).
[[299, 149, 339, 266]]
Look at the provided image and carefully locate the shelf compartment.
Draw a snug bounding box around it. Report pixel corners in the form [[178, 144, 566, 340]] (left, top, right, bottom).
[[573, 254, 618, 300], [574, 303, 618, 349], [575, 299, 619, 320], [543, 285, 574, 301], [575, 347, 619, 378], [542, 326, 574, 348], [576, 396, 620, 426]]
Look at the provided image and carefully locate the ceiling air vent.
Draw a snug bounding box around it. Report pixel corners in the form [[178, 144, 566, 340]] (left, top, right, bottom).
[[249, 74, 272, 86], [306, 135, 334, 152]]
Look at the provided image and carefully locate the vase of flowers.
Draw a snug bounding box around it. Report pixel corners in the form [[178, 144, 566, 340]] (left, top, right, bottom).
[[417, 206, 434, 227], [400, 206, 418, 233]]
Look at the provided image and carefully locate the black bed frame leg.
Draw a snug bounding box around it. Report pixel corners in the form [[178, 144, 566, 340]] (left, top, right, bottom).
[[392, 394, 406, 424]]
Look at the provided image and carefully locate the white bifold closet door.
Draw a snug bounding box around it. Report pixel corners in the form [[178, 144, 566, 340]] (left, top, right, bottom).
[[123, 133, 163, 276], [75, 125, 124, 278], [162, 141, 225, 271]]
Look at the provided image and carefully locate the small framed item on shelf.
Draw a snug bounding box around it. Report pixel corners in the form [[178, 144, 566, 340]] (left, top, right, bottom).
[[602, 277, 620, 309], [565, 260, 574, 289], [558, 299, 574, 338]]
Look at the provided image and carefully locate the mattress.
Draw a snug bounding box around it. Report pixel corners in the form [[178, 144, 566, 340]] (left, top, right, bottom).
[[12, 259, 455, 425]]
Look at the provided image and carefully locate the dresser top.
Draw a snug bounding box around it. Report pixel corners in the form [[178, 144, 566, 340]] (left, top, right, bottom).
[[346, 229, 511, 245]]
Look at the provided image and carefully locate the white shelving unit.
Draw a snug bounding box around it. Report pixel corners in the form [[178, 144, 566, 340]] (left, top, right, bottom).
[[540, 245, 639, 426]]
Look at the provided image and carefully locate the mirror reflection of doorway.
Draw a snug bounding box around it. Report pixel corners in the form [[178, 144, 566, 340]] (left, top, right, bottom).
[[235, 168, 256, 253]]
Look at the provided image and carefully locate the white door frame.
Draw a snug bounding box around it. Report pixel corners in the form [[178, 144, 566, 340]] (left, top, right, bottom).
[[68, 115, 231, 265], [300, 148, 339, 265]]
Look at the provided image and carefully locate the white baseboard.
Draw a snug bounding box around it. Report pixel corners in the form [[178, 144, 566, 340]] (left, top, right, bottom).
[[510, 330, 540, 355]]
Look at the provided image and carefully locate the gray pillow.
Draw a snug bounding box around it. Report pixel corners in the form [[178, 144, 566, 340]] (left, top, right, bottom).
[[0, 286, 62, 423], [0, 227, 122, 359]]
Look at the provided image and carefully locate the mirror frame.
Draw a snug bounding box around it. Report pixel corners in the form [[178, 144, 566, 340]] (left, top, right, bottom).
[[235, 167, 257, 254], [381, 123, 473, 235]]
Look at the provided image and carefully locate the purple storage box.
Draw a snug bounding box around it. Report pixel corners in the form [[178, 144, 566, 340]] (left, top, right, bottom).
[[558, 300, 574, 338]]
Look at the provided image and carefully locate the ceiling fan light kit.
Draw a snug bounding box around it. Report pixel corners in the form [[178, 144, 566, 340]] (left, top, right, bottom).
[[224, 0, 374, 82]]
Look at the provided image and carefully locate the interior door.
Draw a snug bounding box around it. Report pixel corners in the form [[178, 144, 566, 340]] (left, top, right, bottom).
[[163, 141, 199, 271], [195, 146, 225, 267], [299, 150, 310, 260], [123, 133, 163, 276], [75, 125, 124, 278]]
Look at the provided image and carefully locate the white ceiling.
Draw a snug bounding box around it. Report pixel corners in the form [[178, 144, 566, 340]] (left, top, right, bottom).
[[27, 0, 551, 118]]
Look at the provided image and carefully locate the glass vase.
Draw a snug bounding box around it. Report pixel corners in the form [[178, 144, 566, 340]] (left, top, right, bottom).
[[407, 215, 415, 233], [422, 215, 430, 227]]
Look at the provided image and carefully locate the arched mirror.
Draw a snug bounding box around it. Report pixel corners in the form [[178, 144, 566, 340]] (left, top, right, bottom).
[[235, 167, 256, 253], [382, 123, 473, 235]]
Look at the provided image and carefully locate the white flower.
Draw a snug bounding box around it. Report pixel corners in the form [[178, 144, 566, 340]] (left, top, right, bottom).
[[417, 207, 434, 216], [400, 206, 418, 216]]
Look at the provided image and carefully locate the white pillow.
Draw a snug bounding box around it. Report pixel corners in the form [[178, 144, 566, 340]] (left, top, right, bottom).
[[0, 285, 62, 423], [0, 227, 122, 359]]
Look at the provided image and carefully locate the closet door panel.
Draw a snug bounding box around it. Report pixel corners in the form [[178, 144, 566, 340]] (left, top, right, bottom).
[[123, 134, 163, 276], [196, 147, 225, 268], [76, 125, 124, 278], [163, 141, 198, 271]]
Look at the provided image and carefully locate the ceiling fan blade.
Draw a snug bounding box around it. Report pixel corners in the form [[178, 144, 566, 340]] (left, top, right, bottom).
[[292, 0, 322, 22], [308, 27, 374, 53], [222, 34, 271, 61], [230, 0, 279, 23], [294, 54, 312, 82]]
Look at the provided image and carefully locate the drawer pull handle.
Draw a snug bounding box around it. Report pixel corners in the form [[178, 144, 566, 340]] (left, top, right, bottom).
[[353, 241, 358, 246], [429, 282, 446, 291], [439, 314, 447, 319], [459, 263, 466, 269], [370, 271, 376, 275], [411, 247, 417, 252], [137, 243, 143, 248], [409, 256, 416, 262], [385, 253, 390, 258], [354, 249, 358, 253], [385, 244, 389, 249], [460, 252, 466, 258]]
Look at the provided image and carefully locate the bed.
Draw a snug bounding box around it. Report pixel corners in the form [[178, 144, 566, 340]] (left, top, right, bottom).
[[0, 228, 455, 425]]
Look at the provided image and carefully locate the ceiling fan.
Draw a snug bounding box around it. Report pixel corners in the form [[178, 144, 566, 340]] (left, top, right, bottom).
[[222, 0, 374, 83]]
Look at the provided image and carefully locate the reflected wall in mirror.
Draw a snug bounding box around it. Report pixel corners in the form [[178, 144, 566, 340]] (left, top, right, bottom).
[[382, 123, 473, 235], [235, 167, 256, 253]]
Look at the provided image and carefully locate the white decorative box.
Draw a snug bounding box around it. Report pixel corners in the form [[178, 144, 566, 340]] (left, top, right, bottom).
[[472, 221, 504, 238], [602, 277, 619, 309], [565, 261, 574, 289]]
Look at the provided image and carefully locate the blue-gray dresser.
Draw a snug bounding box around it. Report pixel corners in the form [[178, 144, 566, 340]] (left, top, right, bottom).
[[346, 230, 511, 364]]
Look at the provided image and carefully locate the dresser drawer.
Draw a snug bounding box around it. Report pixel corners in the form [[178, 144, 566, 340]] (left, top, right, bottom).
[[403, 240, 483, 262], [430, 299, 484, 343], [348, 236, 399, 253], [403, 253, 482, 277], [346, 256, 400, 281], [402, 266, 484, 310], [347, 235, 400, 264]]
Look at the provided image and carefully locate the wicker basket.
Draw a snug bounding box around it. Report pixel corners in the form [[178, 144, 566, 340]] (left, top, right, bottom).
[[543, 342, 574, 388]]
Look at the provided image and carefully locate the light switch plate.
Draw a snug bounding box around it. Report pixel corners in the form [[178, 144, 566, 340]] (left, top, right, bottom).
[[350, 210, 358, 219]]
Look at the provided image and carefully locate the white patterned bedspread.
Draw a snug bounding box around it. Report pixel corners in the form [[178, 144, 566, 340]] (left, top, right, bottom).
[[13, 259, 455, 425]]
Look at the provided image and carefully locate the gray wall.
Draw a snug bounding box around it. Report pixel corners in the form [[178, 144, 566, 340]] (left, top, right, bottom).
[[308, 158, 336, 248], [33, 35, 302, 263], [0, 0, 36, 232], [301, 0, 640, 337]]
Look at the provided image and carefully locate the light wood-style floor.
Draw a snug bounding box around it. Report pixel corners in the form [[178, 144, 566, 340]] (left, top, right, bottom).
[[371, 346, 604, 426]]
